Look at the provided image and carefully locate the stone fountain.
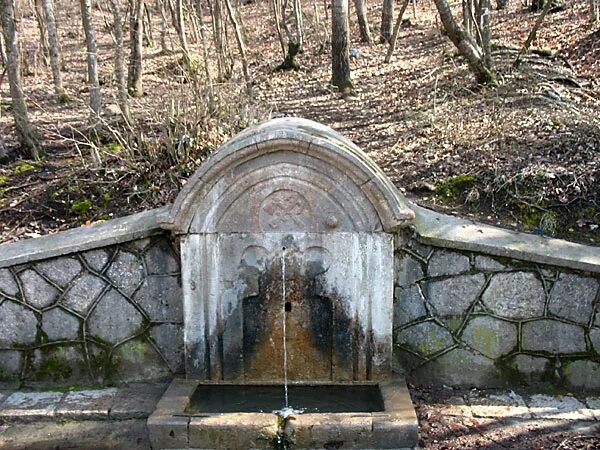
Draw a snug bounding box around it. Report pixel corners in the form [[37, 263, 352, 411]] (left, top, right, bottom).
[[148, 118, 419, 449]]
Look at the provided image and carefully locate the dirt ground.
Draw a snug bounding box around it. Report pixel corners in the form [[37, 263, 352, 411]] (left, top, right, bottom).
[[0, 0, 599, 245]]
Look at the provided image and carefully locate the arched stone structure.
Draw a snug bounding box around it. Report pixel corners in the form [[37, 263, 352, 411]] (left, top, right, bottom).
[[161, 118, 414, 381]]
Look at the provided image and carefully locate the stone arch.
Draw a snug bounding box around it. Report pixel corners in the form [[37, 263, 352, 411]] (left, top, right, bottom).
[[159, 118, 414, 233]]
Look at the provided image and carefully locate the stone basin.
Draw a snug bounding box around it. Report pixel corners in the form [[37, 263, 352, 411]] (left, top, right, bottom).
[[148, 377, 418, 449]]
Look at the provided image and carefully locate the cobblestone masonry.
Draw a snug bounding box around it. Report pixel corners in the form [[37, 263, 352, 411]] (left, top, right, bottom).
[[0, 235, 183, 385], [394, 236, 600, 389]]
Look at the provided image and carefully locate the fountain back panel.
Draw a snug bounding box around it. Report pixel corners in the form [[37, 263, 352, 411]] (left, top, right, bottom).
[[148, 118, 419, 449]]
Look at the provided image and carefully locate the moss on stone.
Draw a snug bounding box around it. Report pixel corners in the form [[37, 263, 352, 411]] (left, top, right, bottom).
[[435, 174, 475, 201]]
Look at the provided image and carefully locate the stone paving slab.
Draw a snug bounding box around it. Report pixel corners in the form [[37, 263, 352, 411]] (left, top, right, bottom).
[[55, 388, 118, 420], [585, 397, 600, 420], [109, 383, 167, 419], [467, 391, 531, 419], [0, 391, 65, 421], [527, 394, 596, 421]]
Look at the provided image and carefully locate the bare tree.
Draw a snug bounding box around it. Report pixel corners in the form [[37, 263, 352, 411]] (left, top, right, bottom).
[[353, 0, 372, 44], [513, 0, 552, 67], [174, 0, 191, 61], [331, 0, 352, 93], [80, 0, 101, 125], [433, 0, 496, 85], [109, 0, 131, 122], [33, 0, 49, 65], [0, 0, 40, 158], [194, 0, 215, 109], [223, 0, 252, 94], [274, 0, 304, 70], [157, 0, 171, 53], [380, 0, 393, 43], [384, 0, 410, 63], [128, 0, 144, 96], [590, 0, 598, 22], [42, 0, 65, 97], [210, 0, 233, 80]]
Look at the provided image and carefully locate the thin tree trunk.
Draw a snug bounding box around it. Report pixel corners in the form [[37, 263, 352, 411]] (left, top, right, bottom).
[[0, 32, 6, 64], [175, 0, 190, 60], [433, 0, 496, 84], [143, 2, 154, 46], [293, 0, 303, 49], [195, 0, 215, 110], [0, 0, 40, 158], [353, 0, 372, 44], [80, 0, 101, 126], [210, 0, 231, 80], [384, 0, 410, 63], [331, 0, 352, 92], [42, 0, 64, 97], [109, 0, 131, 123], [223, 0, 252, 95], [272, 0, 286, 56], [157, 0, 170, 53], [513, 0, 552, 67], [128, 0, 144, 96], [380, 0, 394, 43], [589, 0, 598, 22], [479, 0, 491, 70], [33, 0, 49, 65]]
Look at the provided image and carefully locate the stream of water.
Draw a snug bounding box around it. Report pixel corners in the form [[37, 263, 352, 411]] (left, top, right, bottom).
[[281, 247, 289, 409]]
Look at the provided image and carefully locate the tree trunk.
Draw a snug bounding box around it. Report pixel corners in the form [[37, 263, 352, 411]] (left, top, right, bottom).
[[42, 0, 65, 97], [128, 0, 144, 96], [0, 0, 40, 158], [331, 0, 352, 92], [143, 2, 154, 46], [195, 0, 215, 110], [109, 0, 131, 123], [353, 0, 372, 44], [433, 0, 496, 85], [293, 0, 304, 49], [384, 0, 410, 63], [80, 0, 101, 125], [34, 0, 49, 65], [380, 0, 393, 43], [210, 0, 232, 80], [0, 32, 6, 64], [223, 0, 252, 95], [157, 0, 171, 53], [175, 0, 190, 60], [513, 0, 552, 67], [590, 0, 598, 23], [478, 0, 491, 69]]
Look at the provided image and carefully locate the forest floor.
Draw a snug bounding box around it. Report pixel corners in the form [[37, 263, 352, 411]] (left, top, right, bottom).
[[0, 0, 599, 245]]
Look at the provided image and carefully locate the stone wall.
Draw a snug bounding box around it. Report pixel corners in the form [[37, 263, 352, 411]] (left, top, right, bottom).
[[0, 232, 183, 386], [393, 238, 600, 390]]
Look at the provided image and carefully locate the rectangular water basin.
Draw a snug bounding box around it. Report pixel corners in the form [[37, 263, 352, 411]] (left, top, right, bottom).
[[148, 378, 418, 449]]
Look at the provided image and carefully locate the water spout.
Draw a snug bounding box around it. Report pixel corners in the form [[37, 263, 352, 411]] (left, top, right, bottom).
[[281, 247, 289, 409]]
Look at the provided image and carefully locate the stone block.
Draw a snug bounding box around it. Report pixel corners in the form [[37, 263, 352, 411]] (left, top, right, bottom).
[[396, 321, 454, 357], [109, 383, 167, 419], [106, 250, 144, 295], [134, 276, 183, 322], [150, 324, 184, 373], [522, 320, 586, 353], [109, 339, 172, 383], [427, 250, 470, 277], [510, 354, 550, 375], [0, 391, 64, 421], [396, 253, 424, 286], [189, 413, 275, 449], [0, 301, 37, 347], [467, 391, 530, 419], [30, 345, 88, 383], [19, 269, 59, 309], [55, 388, 117, 419], [426, 274, 485, 316], [591, 328, 600, 354], [42, 307, 80, 341], [0, 269, 19, 297], [147, 414, 189, 449], [563, 360, 600, 390], [82, 249, 110, 273], [88, 289, 143, 345], [62, 273, 107, 314], [461, 316, 517, 359], [586, 397, 600, 420], [548, 273, 598, 324], [145, 240, 180, 275], [527, 394, 594, 420], [394, 285, 428, 327], [474, 255, 506, 272], [35, 257, 82, 288], [482, 272, 545, 319], [0, 351, 23, 380]]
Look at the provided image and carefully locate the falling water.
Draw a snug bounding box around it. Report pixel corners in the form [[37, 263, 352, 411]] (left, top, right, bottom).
[[281, 247, 289, 408]]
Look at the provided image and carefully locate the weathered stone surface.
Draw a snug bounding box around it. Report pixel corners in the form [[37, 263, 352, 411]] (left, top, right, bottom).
[[62, 274, 107, 314], [30, 345, 88, 383], [587, 397, 600, 420], [427, 250, 470, 277], [394, 285, 428, 326], [35, 257, 82, 288], [396, 253, 424, 286], [412, 348, 500, 387], [563, 360, 600, 390], [19, 269, 59, 309], [482, 272, 545, 319], [591, 328, 600, 354], [396, 321, 454, 356], [467, 391, 530, 419], [82, 249, 110, 272], [407, 241, 433, 260], [426, 274, 486, 316], [88, 289, 143, 344], [595, 312, 600, 327], [149, 324, 184, 373], [548, 273, 598, 324], [527, 394, 594, 420], [0, 269, 19, 297], [0, 391, 64, 420], [126, 238, 152, 251], [522, 320, 586, 353], [109, 383, 167, 419], [144, 241, 179, 275], [474, 256, 506, 272], [42, 308, 80, 341], [461, 316, 517, 359], [510, 354, 550, 375], [0, 301, 37, 346], [56, 389, 117, 419], [0, 351, 23, 379], [106, 251, 144, 295], [110, 339, 172, 383], [133, 276, 182, 322]]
